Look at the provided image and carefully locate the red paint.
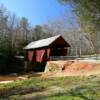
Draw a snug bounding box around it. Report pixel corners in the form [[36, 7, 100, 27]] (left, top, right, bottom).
[[27, 49, 51, 62], [47, 49, 50, 57], [36, 49, 45, 62], [28, 51, 34, 61], [46, 49, 51, 60]]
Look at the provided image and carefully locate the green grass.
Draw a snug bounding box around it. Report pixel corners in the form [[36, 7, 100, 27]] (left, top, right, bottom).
[[0, 75, 100, 100]]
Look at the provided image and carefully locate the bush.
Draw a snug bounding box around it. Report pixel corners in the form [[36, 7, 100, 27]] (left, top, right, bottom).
[[0, 55, 24, 74]]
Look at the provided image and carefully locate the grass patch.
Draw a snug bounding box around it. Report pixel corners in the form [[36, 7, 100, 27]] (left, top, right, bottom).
[[0, 75, 100, 100]]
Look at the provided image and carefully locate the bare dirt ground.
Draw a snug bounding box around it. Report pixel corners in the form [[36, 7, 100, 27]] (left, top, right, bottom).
[[0, 72, 42, 84], [43, 60, 100, 77]]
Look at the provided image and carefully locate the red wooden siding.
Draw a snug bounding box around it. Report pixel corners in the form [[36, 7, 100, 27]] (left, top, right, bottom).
[[28, 51, 34, 62], [36, 49, 45, 62], [27, 49, 51, 62], [47, 49, 50, 60]]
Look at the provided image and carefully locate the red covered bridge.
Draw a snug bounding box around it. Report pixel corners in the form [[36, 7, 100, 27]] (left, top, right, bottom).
[[24, 35, 70, 72]]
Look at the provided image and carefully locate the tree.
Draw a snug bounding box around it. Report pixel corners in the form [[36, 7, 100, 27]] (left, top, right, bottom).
[[20, 17, 29, 43], [59, 0, 100, 35], [31, 25, 53, 41], [0, 6, 27, 73], [59, 0, 100, 55]]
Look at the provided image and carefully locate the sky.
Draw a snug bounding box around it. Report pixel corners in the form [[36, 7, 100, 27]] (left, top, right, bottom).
[[0, 0, 74, 26]]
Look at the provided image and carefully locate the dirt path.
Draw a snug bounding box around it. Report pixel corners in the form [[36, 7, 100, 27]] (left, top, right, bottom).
[[0, 72, 43, 84]]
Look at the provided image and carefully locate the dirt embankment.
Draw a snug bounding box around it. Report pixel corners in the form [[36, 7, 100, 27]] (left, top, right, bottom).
[[0, 60, 100, 82], [43, 60, 100, 77]]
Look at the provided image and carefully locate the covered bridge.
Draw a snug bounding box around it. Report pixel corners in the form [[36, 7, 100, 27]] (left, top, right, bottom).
[[24, 35, 70, 72]]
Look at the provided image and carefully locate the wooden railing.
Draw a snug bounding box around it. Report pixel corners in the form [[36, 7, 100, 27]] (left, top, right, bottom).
[[50, 56, 78, 61], [50, 55, 100, 61]]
